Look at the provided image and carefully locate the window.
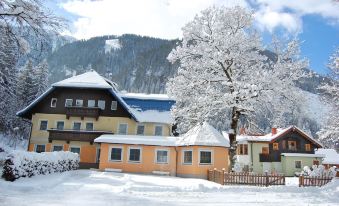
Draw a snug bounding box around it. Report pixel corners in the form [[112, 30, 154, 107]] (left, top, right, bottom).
[[288, 141, 297, 151], [154, 125, 163, 136], [65, 99, 73, 107], [118, 123, 128, 134], [237, 144, 248, 155], [35, 144, 45, 153], [282, 140, 286, 150], [156, 150, 169, 164], [53, 145, 63, 152], [111, 101, 117, 110], [39, 120, 48, 131], [136, 125, 145, 135], [70, 147, 80, 154], [110, 147, 123, 161], [56, 121, 64, 130], [295, 160, 302, 169], [76, 99, 83, 107], [98, 100, 105, 110], [88, 100, 95, 107], [262, 147, 269, 154], [128, 148, 141, 162], [86, 122, 94, 131], [199, 150, 212, 164], [273, 143, 279, 151], [313, 160, 320, 165], [73, 122, 81, 130], [50, 98, 57, 107], [305, 144, 311, 151], [183, 150, 193, 164]]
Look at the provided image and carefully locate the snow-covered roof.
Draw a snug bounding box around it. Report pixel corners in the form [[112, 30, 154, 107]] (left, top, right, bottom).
[[315, 149, 339, 165], [120, 92, 174, 101], [131, 109, 174, 124], [94, 134, 177, 146], [52, 71, 112, 89], [177, 122, 230, 147], [281, 153, 325, 158]]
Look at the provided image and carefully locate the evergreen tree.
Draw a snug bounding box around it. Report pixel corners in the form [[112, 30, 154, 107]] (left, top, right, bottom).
[[17, 60, 36, 108], [34, 59, 49, 98]]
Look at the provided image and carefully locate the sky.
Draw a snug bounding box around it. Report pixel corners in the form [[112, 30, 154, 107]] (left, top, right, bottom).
[[46, 0, 339, 74]]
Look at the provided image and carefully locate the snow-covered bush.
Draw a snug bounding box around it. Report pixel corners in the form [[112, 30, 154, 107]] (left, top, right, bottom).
[[302, 165, 336, 178], [2, 151, 79, 181]]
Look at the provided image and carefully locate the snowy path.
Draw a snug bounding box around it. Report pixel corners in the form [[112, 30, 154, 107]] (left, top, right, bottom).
[[0, 170, 338, 206]]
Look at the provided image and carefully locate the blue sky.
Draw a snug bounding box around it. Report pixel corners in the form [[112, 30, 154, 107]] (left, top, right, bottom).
[[46, 0, 338, 74]]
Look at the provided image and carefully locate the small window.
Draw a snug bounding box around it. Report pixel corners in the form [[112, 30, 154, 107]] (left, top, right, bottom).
[[183, 150, 192, 164], [98, 100, 105, 110], [73, 122, 81, 130], [273, 143, 279, 151], [156, 150, 169, 164], [288, 141, 297, 151], [39, 120, 48, 131], [65, 99, 73, 107], [199, 150, 212, 164], [50, 98, 57, 107], [262, 147, 269, 154], [56, 121, 64, 130], [238, 144, 248, 155], [88, 100, 95, 107], [136, 125, 145, 135], [154, 125, 163, 136], [118, 123, 128, 134], [70, 147, 80, 154], [86, 122, 94, 131], [111, 101, 117, 110], [282, 140, 286, 149], [110, 147, 123, 161], [35, 144, 45, 153], [313, 160, 320, 165], [76, 99, 83, 107], [53, 145, 63, 152], [305, 144, 311, 151], [129, 148, 141, 162], [295, 160, 302, 169]]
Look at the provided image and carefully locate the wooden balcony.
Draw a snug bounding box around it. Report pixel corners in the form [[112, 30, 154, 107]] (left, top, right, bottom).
[[65, 106, 101, 120], [48, 129, 113, 144], [259, 153, 281, 162]]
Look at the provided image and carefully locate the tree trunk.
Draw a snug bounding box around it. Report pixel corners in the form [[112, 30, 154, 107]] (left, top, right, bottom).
[[229, 107, 240, 172]]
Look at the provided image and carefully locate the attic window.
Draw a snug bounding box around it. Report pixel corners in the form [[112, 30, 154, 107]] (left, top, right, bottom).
[[111, 101, 117, 110], [273, 143, 279, 151], [305, 144, 311, 151], [50, 98, 57, 108]]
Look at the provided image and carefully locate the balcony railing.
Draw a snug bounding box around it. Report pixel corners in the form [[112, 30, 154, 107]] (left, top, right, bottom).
[[259, 153, 281, 162], [48, 129, 113, 144], [65, 106, 101, 120]]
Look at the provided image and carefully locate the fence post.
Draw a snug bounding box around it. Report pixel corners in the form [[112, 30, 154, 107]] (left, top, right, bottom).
[[222, 168, 225, 185], [299, 174, 303, 187], [265, 171, 269, 187], [213, 168, 217, 183]]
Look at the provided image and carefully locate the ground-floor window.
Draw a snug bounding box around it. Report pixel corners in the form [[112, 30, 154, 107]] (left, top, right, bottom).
[[35, 144, 45, 153], [110, 147, 123, 161], [156, 149, 169, 164], [53, 145, 63, 152], [128, 147, 141, 163], [199, 150, 212, 165], [70, 147, 81, 155], [182, 150, 193, 164], [313, 160, 320, 165], [295, 160, 302, 169]]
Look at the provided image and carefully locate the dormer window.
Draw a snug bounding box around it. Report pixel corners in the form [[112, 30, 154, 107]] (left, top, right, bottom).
[[65, 99, 73, 107], [50, 98, 57, 108], [76, 99, 83, 107]]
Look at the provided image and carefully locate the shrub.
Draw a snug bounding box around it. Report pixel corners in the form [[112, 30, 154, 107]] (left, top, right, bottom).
[[303, 165, 336, 178], [1, 151, 79, 181]]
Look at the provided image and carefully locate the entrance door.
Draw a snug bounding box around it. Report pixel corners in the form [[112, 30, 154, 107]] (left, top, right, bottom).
[[96, 148, 101, 163]]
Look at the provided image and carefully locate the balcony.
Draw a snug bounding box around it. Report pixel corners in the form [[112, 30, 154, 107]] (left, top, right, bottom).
[[48, 129, 113, 144], [66, 106, 101, 120], [259, 153, 281, 162]]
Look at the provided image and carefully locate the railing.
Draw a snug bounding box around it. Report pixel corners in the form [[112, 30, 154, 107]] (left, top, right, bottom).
[[259, 153, 281, 162], [208, 169, 285, 187], [65, 106, 101, 120], [299, 175, 333, 187], [48, 129, 113, 144]]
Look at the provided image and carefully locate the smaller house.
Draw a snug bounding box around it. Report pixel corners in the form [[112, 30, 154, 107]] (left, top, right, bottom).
[[315, 148, 339, 169], [231, 126, 324, 176], [94, 122, 229, 179]]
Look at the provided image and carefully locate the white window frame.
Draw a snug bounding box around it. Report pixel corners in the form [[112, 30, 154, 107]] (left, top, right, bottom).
[[88, 99, 95, 107], [109, 146, 123, 162], [155, 148, 170, 164], [35, 144, 46, 153], [136, 124, 145, 135], [55, 120, 64, 130], [111, 101, 117, 110], [52, 145, 64, 152], [154, 125, 163, 136], [198, 149, 213, 165], [69, 146, 81, 155], [39, 120, 48, 131], [128, 147, 142, 163], [98, 100, 105, 110], [72, 121, 82, 130], [182, 149, 193, 165], [295, 160, 302, 169], [85, 121, 94, 131], [65, 99, 73, 107], [50, 98, 57, 108], [75, 99, 83, 107], [118, 123, 128, 135]]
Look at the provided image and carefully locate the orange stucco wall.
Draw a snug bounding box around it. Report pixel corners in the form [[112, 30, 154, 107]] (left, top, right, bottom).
[[99, 143, 229, 179]]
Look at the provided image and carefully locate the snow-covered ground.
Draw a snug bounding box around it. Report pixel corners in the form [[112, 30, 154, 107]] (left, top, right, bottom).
[[0, 170, 338, 206]]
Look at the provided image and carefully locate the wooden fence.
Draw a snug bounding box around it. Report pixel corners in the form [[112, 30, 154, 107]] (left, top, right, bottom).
[[299, 175, 333, 187], [208, 169, 285, 187]]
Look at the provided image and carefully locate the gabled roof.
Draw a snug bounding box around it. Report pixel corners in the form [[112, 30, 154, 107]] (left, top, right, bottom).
[[177, 122, 230, 147]]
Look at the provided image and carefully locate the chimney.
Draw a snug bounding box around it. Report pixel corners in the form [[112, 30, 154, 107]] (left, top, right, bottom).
[[239, 128, 246, 135], [272, 127, 277, 135]]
